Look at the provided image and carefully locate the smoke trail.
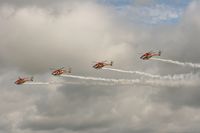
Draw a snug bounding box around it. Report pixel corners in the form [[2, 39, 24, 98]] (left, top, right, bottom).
[[23, 73, 200, 87], [151, 58, 200, 68], [102, 68, 194, 80], [61, 73, 200, 87], [24, 82, 49, 85], [102, 68, 161, 78], [61, 74, 140, 83], [52, 81, 117, 86], [23, 81, 124, 86], [24, 81, 85, 85]]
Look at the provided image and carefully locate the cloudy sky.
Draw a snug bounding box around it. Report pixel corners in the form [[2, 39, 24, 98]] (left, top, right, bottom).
[[0, 0, 200, 133]]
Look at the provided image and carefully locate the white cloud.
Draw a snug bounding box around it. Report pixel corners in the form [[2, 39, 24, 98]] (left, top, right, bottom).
[[114, 4, 183, 24], [0, 1, 200, 133], [0, 3, 133, 74]]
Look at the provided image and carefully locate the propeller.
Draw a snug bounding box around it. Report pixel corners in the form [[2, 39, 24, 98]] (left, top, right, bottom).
[[50, 67, 65, 70], [58, 67, 65, 70]]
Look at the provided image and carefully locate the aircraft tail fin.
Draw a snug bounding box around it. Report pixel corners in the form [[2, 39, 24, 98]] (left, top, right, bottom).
[[68, 67, 72, 73], [30, 76, 34, 81], [110, 61, 113, 66], [158, 50, 161, 56]]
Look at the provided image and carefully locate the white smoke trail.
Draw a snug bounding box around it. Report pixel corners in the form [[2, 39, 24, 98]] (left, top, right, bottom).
[[102, 68, 161, 78], [24, 82, 49, 85], [23, 73, 200, 87], [152, 58, 200, 68], [53, 81, 117, 86], [102, 68, 194, 80], [61, 73, 200, 87], [23, 81, 124, 86], [24, 81, 84, 85], [61, 74, 141, 83]]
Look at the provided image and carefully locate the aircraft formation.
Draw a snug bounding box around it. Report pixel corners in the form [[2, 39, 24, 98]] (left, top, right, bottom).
[[15, 50, 161, 85]]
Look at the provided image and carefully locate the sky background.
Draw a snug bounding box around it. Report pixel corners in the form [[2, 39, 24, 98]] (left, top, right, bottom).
[[0, 0, 200, 133]]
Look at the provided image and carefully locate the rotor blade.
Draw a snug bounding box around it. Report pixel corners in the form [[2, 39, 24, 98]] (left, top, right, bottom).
[[59, 67, 65, 70], [49, 68, 56, 70], [92, 61, 98, 63], [149, 50, 154, 53], [50, 67, 65, 70]]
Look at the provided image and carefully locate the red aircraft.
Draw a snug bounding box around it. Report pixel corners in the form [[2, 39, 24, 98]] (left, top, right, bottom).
[[93, 61, 113, 69], [140, 50, 161, 60], [15, 76, 33, 85], [51, 67, 71, 76]]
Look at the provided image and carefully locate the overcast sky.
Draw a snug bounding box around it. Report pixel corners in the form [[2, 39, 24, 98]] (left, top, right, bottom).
[[0, 0, 200, 133]]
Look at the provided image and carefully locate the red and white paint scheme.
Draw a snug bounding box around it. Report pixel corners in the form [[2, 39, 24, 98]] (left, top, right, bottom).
[[93, 61, 113, 69], [51, 67, 71, 76], [140, 50, 161, 60], [15, 76, 33, 85]]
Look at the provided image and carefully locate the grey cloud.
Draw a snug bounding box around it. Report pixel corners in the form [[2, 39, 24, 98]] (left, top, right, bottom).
[[19, 85, 119, 131], [152, 86, 200, 109], [0, 0, 95, 8], [0, 1, 200, 133], [18, 85, 155, 132]]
